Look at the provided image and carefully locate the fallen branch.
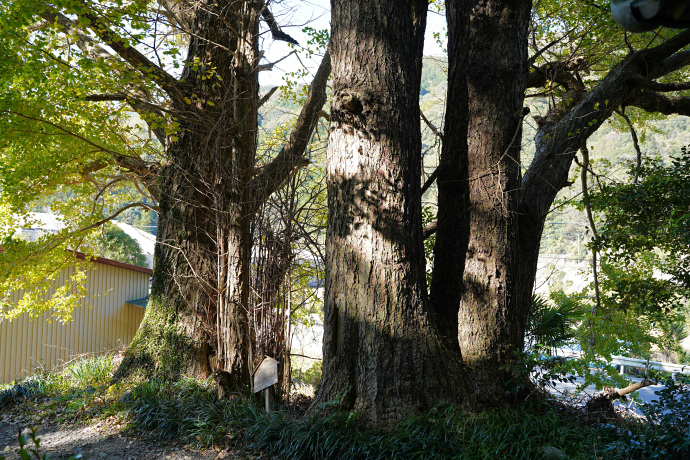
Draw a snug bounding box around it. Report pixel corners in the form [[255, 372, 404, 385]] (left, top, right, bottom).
[[585, 378, 656, 417]]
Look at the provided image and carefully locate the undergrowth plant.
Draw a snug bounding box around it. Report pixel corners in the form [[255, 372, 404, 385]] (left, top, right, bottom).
[[65, 354, 116, 388], [0, 426, 81, 460], [2, 352, 690, 459]]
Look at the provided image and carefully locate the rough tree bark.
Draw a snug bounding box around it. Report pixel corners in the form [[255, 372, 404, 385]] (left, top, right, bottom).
[[454, 0, 533, 400], [428, 0, 469, 353], [116, 0, 260, 385], [313, 0, 469, 422], [110, 0, 332, 386]]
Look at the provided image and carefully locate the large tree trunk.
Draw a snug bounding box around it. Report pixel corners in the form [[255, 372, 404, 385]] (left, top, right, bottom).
[[456, 0, 532, 401], [115, 0, 260, 386], [314, 0, 468, 422], [428, 0, 469, 352]]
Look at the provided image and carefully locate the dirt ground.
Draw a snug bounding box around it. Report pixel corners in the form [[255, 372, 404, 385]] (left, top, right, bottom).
[[0, 408, 267, 460]]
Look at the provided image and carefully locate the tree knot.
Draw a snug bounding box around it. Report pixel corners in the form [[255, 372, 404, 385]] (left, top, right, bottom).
[[339, 92, 363, 115]]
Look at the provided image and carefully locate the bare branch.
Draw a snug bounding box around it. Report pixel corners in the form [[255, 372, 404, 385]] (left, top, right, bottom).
[[258, 86, 279, 108], [421, 168, 438, 196], [421, 111, 443, 140], [258, 50, 296, 72], [616, 109, 643, 183], [527, 28, 576, 67], [78, 10, 184, 102], [84, 94, 127, 102], [78, 202, 159, 235], [251, 50, 331, 208], [259, 0, 299, 45], [577, 145, 601, 313], [423, 220, 437, 240], [41, 9, 170, 146]]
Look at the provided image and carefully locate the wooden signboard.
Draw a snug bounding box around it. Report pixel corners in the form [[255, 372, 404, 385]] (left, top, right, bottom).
[[252, 356, 279, 413], [252, 356, 279, 394]]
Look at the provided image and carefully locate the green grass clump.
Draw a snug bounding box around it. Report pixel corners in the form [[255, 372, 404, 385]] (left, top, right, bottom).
[[4, 354, 689, 459], [243, 403, 618, 460], [124, 380, 629, 459], [66, 354, 116, 387], [125, 378, 256, 447], [0, 372, 62, 409]]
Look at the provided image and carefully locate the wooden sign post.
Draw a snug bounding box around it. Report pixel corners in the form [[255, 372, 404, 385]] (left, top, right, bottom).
[[252, 356, 279, 413]]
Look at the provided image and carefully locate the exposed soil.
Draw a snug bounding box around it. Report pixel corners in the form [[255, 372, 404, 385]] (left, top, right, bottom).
[[0, 405, 267, 460]]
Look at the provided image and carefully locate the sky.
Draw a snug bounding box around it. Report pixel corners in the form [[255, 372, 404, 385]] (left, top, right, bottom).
[[259, 0, 447, 87]]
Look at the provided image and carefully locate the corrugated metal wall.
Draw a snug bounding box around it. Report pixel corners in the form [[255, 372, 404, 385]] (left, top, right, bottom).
[[0, 261, 149, 384]]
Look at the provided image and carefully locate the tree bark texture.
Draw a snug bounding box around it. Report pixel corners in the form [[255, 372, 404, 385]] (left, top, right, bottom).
[[456, 0, 532, 400], [116, 0, 261, 386], [428, 0, 469, 352], [314, 0, 469, 422]]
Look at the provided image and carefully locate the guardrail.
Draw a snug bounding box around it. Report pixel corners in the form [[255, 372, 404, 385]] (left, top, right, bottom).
[[555, 348, 690, 380]]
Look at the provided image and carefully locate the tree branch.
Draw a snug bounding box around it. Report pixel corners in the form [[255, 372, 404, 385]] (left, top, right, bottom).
[[259, 0, 299, 45], [421, 111, 443, 140], [112, 155, 161, 200], [423, 220, 437, 240], [421, 168, 438, 195], [626, 90, 690, 116], [77, 202, 159, 235], [251, 50, 331, 208], [526, 56, 589, 90], [616, 109, 643, 183], [577, 145, 601, 314], [521, 30, 690, 219], [78, 10, 184, 102], [258, 50, 296, 72], [258, 86, 279, 108], [41, 9, 170, 146], [627, 74, 690, 92], [83, 94, 127, 102]]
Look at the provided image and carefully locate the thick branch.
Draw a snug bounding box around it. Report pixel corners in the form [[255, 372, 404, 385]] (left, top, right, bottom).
[[113, 154, 161, 200], [259, 0, 299, 45], [159, 0, 195, 33], [42, 9, 170, 146], [423, 220, 437, 240], [521, 31, 690, 221], [84, 94, 127, 102], [421, 168, 438, 195], [526, 56, 588, 90], [79, 11, 184, 102], [626, 90, 690, 116], [251, 50, 331, 208], [585, 379, 655, 415], [258, 86, 279, 108], [653, 50, 690, 78], [627, 74, 690, 92]]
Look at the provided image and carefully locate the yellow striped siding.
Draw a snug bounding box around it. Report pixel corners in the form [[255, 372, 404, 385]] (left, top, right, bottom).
[[0, 258, 150, 384]]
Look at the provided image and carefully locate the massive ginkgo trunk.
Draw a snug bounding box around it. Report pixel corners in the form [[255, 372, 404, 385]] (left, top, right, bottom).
[[115, 0, 259, 385], [313, 0, 469, 422], [114, 0, 331, 386]]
